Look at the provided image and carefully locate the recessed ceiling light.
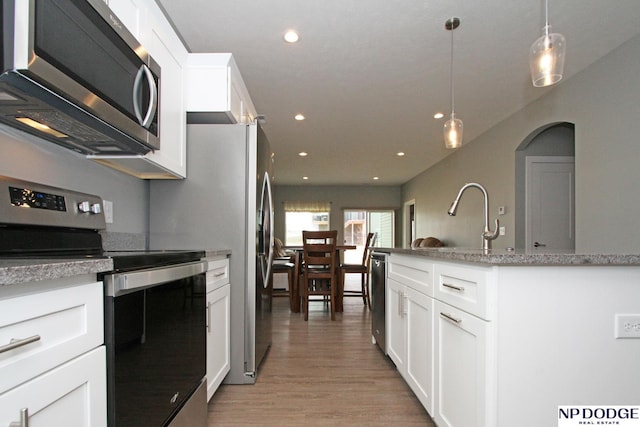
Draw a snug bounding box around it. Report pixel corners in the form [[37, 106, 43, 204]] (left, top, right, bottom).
[[396, 152, 405, 156], [302, 176, 309, 180], [298, 151, 308, 157], [433, 112, 445, 119], [294, 114, 305, 121], [284, 30, 299, 43], [373, 176, 380, 180]]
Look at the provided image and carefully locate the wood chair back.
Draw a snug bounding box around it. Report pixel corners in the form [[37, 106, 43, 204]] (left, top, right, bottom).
[[362, 232, 377, 266], [341, 232, 377, 308], [301, 230, 338, 320]]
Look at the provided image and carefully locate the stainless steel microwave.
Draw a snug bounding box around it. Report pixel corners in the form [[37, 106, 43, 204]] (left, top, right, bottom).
[[0, 0, 161, 155]]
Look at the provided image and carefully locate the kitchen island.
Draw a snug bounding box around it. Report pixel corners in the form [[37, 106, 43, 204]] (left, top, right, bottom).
[[376, 247, 640, 427]]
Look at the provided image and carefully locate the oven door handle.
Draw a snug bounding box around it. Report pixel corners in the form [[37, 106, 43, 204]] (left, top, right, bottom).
[[105, 260, 208, 296]]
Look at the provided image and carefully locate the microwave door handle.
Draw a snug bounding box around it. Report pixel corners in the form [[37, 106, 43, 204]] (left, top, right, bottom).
[[133, 65, 158, 129]]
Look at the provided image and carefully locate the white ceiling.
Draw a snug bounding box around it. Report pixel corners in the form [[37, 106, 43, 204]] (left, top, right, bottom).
[[156, 0, 640, 186]]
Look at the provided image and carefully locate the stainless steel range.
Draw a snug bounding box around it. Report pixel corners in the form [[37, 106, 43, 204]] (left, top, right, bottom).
[[0, 176, 208, 427]]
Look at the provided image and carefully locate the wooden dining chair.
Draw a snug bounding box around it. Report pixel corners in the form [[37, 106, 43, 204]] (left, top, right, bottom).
[[300, 230, 338, 321], [271, 237, 295, 300], [340, 232, 376, 308]]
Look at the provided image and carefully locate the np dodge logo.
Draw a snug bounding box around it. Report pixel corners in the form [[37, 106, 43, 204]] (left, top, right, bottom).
[[558, 406, 640, 426]]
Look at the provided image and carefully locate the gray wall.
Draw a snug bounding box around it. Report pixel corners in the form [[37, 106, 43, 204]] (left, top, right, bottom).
[[0, 125, 148, 237], [402, 33, 640, 253], [272, 185, 403, 247]]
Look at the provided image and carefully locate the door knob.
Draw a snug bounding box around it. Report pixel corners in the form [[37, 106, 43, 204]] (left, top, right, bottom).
[[533, 241, 546, 248]]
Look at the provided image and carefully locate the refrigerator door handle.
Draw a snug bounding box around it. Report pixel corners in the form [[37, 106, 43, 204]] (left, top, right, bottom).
[[260, 171, 275, 288]]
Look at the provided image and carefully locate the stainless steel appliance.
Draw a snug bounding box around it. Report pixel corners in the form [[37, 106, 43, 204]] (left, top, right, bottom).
[[0, 0, 160, 155], [149, 120, 274, 384], [371, 252, 387, 354], [0, 176, 207, 427]]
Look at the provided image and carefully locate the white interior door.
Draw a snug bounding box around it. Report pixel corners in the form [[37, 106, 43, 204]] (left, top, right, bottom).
[[525, 156, 575, 251], [404, 200, 416, 248]]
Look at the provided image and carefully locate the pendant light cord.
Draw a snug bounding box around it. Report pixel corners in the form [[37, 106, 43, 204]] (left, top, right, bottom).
[[450, 19, 455, 116], [544, 0, 550, 36]]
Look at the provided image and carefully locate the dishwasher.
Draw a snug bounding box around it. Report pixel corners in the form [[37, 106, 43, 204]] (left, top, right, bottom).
[[370, 252, 387, 354]]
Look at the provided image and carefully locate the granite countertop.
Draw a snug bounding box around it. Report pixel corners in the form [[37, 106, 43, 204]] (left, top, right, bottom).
[[0, 258, 114, 286], [1, 248, 231, 287], [376, 247, 640, 266], [205, 249, 232, 258]]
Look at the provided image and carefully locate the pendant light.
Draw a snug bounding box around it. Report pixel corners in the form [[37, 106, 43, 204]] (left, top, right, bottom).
[[529, 0, 566, 87], [444, 17, 463, 149]]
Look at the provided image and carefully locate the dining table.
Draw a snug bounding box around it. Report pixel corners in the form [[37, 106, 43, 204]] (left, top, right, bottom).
[[282, 244, 357, 313]]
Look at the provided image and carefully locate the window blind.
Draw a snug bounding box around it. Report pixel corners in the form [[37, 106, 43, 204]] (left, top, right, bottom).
[[283, 201, 331, 212]]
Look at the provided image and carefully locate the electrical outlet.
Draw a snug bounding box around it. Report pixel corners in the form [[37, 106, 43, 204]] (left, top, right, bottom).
[[615, 314, 640, 338], [499, 226, 506, 236], [498, 206, 505, 215], [104, 200, 113, 224]]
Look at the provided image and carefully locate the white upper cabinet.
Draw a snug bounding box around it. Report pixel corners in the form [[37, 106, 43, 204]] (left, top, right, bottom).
[[184, 53, 257, 124], [93, 0, 188, 179]]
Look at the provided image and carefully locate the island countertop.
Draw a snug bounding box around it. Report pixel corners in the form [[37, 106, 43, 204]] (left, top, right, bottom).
[[375, 247, 640, 266]]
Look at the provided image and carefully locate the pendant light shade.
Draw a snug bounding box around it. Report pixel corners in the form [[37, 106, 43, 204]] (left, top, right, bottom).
[[444, 17, 463, 149], [444, 113, 463, 149], [530, 1, 566, 87]]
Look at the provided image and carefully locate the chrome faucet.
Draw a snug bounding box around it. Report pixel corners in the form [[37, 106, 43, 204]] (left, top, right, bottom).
[[448, 182, 499, 251]]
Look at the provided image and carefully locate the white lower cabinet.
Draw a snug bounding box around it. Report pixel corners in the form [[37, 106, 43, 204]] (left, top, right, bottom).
[[205, 256, 231, 401], [386, 277, 406, 372], [404, 286, 434, 415], [434, 300, 494, 427], [0, 280, 106, 427], [386, 257, 435, 415], [387, 254, 493, 427], [206, 283, 231, 400]]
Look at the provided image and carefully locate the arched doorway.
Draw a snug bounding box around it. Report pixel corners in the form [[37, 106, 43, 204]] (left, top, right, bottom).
[[515, 123, 575, 250]]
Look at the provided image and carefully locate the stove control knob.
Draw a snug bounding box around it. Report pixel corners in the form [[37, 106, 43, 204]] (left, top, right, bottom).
[[78, 201, 91, 213], [90, 203, 102, 214]]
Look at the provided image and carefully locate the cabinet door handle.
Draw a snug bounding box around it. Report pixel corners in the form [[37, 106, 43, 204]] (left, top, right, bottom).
[[442, 283, 465, 292], [206, 302, 212, 333], [402, 293, 408, 316], [440, 312, 462, 324], [0, 335, 41, 354], [397, 291, 404, 317], [9, 408, 29, 427], [213, 272, 225, 278]]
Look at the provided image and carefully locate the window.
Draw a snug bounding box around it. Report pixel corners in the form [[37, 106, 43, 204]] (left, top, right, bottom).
[[343, 209, 394, 263], [284, 201, 331, 246]]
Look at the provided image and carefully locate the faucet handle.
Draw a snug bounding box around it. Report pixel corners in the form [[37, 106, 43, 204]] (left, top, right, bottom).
[[483, 218, 500, 241]]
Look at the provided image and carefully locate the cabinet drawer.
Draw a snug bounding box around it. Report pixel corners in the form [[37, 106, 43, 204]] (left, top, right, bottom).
[[206, 257, 229, 292], [0, 346, 106, 427], [0, 282, 104, 392], [434, 263, 496, 320], [389, 254, 434, 296]]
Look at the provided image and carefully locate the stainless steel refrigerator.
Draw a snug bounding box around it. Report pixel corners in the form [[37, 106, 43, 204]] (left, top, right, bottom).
[[148, 121, 274, 384]]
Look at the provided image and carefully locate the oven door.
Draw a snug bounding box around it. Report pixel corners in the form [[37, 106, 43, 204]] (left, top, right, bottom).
[[103, 261, 207, 426]]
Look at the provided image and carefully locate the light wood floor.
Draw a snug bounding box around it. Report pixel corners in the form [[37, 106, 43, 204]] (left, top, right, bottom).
[[207, 280, 435, 426]]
